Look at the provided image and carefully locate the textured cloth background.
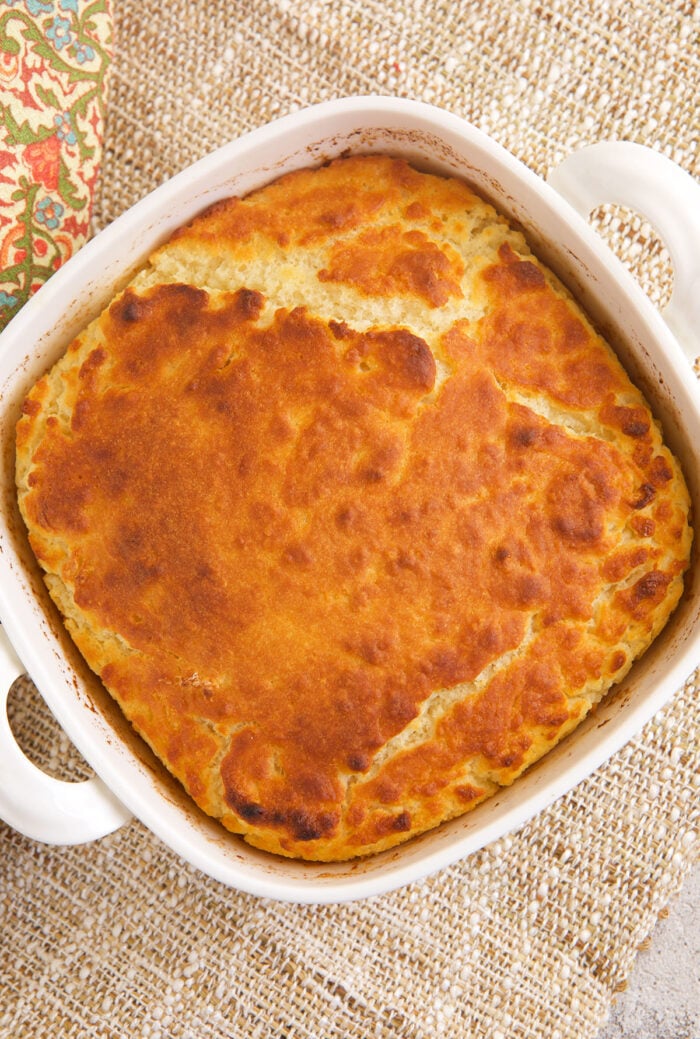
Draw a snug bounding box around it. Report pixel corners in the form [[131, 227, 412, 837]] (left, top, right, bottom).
[[2, 1, 699, 1037]]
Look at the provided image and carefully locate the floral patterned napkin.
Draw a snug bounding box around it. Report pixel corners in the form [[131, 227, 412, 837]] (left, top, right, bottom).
[[0, 0, 111, 332]]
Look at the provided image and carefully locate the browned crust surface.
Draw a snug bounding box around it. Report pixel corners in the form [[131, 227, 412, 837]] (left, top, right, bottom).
[[16, 156, 692, 860]]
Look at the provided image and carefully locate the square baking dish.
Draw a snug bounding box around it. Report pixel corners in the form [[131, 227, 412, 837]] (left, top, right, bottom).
[[1, 96, 699, 903]]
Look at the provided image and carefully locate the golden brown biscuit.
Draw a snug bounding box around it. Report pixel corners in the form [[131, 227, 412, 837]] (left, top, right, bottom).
[[16, 156, 692, 860]]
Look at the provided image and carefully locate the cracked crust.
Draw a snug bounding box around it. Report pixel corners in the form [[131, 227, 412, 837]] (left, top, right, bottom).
[[16, 156, 692, 860]]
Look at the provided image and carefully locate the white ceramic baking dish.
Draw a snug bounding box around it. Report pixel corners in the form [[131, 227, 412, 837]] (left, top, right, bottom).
[[1, 97, 699, 904]]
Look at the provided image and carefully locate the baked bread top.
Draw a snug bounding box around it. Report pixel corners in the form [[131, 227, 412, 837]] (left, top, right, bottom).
[[16, 155, 692, 860]]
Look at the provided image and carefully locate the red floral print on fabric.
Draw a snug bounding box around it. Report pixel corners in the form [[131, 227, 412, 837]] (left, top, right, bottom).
[[0, 1, 112, 331], [24, 133, 61, 190]]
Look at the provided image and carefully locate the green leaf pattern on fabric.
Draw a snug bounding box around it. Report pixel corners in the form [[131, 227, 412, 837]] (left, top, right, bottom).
[[0, 0, 111, 330]]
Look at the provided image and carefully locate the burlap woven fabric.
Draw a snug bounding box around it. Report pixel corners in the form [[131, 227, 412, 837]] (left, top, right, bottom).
[[2, 1, 699, 1037]]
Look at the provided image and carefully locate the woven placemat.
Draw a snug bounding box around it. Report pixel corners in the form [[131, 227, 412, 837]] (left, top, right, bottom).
[[2, 2, 699, 1037]]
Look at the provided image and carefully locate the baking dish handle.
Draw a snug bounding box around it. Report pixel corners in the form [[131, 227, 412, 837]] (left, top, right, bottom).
[[547, 141, 700, 364], [0, 624, 131, 844]]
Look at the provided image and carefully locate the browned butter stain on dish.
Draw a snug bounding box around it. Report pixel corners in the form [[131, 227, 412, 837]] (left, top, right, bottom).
[[15, 156, 692, 861]]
